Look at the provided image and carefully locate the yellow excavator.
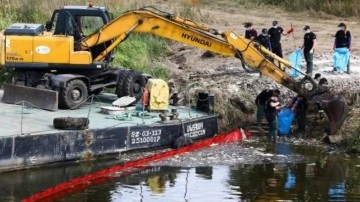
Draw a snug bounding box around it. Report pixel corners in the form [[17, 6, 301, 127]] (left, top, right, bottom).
[[0, 4, 348, 134]]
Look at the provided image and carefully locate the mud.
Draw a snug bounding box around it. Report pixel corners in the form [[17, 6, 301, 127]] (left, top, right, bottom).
[[167, 50, 360, 136]]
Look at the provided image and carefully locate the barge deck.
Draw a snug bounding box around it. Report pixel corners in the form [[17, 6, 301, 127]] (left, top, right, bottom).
[[0, 90, 218, 172]]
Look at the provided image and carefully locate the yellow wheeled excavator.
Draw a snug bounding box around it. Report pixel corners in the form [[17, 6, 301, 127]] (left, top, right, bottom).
[[0, 4, 348, 134]]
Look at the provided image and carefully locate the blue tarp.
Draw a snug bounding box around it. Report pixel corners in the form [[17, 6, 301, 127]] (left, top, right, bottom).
[[333, 48, 350, 72], [284, 169, 296, 189], [277, 108, 294, 136], [328, 182, 345, 201], [289, 49, 302, 78]]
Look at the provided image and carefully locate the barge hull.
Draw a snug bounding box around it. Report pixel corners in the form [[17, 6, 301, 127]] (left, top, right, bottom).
[[0, 115, 217, 172]]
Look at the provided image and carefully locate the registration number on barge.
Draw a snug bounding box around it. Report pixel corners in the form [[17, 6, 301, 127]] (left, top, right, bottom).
[[130, 129, 162, 145]]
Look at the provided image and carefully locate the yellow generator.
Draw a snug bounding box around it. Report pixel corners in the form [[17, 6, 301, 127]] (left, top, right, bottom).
[[145, 79, 169, 111]]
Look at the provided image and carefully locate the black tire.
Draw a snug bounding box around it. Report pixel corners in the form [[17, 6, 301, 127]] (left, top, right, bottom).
[[59, 79, 88, 109], [142, 73, 153, 84], [172, 136, 193, 149], [53, 117, 89, 130], [122, 72, 146, 101], [115, 70, 130, 98]]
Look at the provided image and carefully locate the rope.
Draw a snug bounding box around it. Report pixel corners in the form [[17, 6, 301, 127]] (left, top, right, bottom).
[[105, 111, 157, 121], [106, 113, 133, 121], [0, 100, 37, 112], [235, 40, 260, 73], [0, 94, 106, 136]]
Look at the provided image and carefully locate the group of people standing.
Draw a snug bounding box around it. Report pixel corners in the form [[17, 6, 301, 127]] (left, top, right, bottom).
[[243, 21, 351, 76], [255, 89, 308, 142], [244, 20, 289, 59], [248, 21, 352, 141], [255, 71, 332, 142]]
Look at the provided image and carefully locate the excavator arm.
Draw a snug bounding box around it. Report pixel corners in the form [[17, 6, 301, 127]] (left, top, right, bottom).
[[80, 7, 347, 135], [80, 7, 236, 60], [80, 7, 311, 95]]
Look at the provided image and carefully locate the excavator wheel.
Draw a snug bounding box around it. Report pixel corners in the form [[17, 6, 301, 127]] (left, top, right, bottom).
[[59, 79, 88, 109], [115, 70, 130, 98], [122, 72, 146, 102]]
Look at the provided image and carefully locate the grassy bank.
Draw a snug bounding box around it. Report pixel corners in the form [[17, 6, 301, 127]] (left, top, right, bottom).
[[112, 34, 170, 78], [350, 126, 360, 150], [259, 0, 359, 17], [201, 0, 360, 17]]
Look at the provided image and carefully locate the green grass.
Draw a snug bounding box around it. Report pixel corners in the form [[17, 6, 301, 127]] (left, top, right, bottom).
[[0, 68, 13, 87], [260, 0, 359, 17], [202, 0, 360, 17], [112, 34, 171, 79], [350, 126, 360, 150]]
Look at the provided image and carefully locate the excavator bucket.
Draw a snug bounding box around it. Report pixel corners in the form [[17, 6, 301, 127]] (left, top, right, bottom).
[[316, 93, 348, 135], [1, 84, 58, 111]]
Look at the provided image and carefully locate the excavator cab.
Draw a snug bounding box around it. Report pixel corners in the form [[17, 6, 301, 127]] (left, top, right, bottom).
[[48, 5, 112, 57], [1, 5, 116, 110]]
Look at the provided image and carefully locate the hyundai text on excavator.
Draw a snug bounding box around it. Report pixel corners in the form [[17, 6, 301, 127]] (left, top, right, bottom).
[[0, 4, 348, 135]]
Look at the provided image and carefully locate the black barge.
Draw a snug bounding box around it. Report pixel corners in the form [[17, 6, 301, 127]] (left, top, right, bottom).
[[0, 90, 218, 172]]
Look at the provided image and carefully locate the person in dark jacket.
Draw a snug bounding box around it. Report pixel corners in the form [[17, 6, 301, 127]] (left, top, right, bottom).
[[291, 94, 308, 136], [268, 20, 288, 58], [333, 22, 351, 74], [301, 25, 316, 77], [256, 28, 271, 78], [244, 22, 257, 40], [255, 89, 273, 127], [265, 89, 281, 142], [257, 28, 272, 50]]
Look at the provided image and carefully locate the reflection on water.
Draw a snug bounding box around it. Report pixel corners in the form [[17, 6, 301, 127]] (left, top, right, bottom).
[[0, 143, 360, 201]]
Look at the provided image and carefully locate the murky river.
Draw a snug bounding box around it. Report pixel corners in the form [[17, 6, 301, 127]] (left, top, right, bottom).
[[1, 139, 360, 202]]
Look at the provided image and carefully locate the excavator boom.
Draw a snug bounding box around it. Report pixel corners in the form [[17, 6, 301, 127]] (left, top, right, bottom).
[[80, 7, 307, 95], [80, 7, 236, 60]]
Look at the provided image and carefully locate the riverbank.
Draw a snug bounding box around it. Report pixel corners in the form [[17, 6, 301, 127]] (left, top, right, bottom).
[[152, 2, 360, 141]]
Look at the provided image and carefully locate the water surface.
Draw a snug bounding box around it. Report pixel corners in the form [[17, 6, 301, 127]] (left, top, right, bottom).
[[1, 140, 360, 201]]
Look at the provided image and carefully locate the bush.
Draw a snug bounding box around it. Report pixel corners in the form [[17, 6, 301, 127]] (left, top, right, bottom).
[[350, 126, 360, 150], [112, 34, 170, 79], [202, 0, 360, 17], [259, 0, 359, 17]]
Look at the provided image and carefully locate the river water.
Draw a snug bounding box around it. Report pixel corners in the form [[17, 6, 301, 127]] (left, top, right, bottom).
[[1, 138, 360, 202]]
